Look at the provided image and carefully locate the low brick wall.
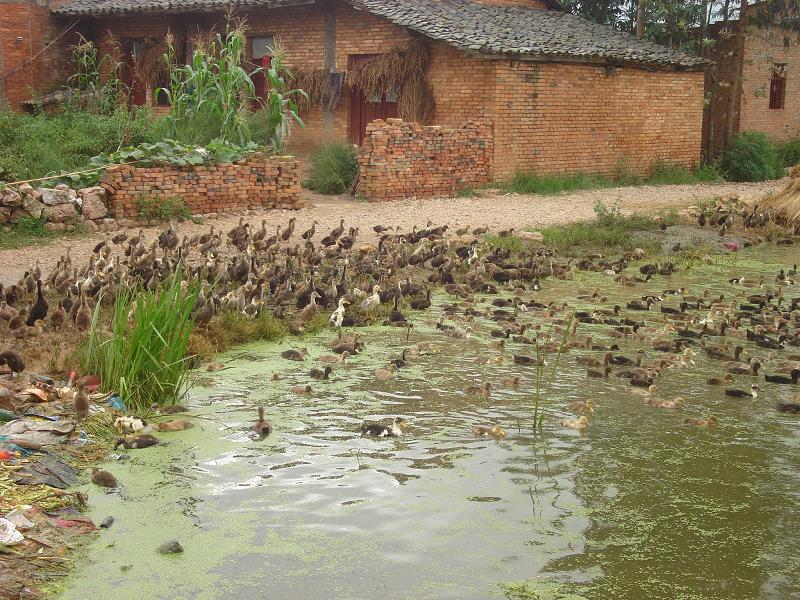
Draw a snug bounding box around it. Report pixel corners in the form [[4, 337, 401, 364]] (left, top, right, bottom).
[[100, 154, 303, 218], [358, 119, 493, 202]]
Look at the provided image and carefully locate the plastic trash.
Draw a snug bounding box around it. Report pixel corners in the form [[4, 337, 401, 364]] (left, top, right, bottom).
[[31, 374, 54, 386], [105, 394, 126, 411], [0, 518, 24, 545], [5, 509, 34, 530]]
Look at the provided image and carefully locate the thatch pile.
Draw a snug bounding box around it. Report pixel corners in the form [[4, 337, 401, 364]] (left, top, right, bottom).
[[757, 165, 800, 232], [291, 68, 332, 111]]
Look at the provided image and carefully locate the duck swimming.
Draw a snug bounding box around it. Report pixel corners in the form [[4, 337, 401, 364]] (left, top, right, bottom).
[[764, 368, 799, 384], [725, 384, 759, 398], [472, 424, 507, 438], [560, 416, 589, 430], [646, 397, 686, 409], [361, 417, 406, 437], [254, 405, 272, 437]]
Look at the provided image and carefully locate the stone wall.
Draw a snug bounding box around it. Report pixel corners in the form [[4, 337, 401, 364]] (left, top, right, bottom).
[[99, 155, 302, 218], [358, 119, 492, 202]]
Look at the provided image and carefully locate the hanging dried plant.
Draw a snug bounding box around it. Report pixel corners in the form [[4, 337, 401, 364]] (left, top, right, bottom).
[[345, 38, 434, 124], [134, 37, 169, 85], [291, 68, 330, 111]]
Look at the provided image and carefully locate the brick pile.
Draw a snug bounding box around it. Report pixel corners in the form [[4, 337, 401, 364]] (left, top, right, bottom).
[[100, 155, 303, 218], [358, 118, 493, 202]]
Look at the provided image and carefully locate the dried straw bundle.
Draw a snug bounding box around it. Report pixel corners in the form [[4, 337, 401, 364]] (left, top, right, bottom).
[[134, 37, 168, 85], [292, 68, 330, 110], [346, 38, 434, 123], [757, 165, 800, 231]]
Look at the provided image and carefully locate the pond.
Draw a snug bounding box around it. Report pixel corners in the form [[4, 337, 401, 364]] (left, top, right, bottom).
[[59, 244, 800, 599]]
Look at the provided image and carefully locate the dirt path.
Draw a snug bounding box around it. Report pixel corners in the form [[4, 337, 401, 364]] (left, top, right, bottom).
[[0, 179, 784, 285]]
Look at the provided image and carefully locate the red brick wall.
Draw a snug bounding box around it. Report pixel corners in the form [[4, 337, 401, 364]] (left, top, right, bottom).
[[100, 155, 302, 217], [358, 118, 492, 201], [0, 3, 77, 108], [47, 0, 703, 188], [490, 61, 704, 179], [738, 25, 800, 141]]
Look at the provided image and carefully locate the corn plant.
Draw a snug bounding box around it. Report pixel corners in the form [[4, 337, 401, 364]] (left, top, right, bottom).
[[81, 271, 199, 411], [159, 22, 305, 149], [68, 34, 127, 114]]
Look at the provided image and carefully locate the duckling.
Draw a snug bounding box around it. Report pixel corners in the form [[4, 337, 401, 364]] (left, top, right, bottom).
[[288, 384, 312, 394], [646, 397, 686, 409], [764, 368, 799, 384], [115, 434, 159, 449], [560, 415, 589, 430], [319, 351, 349, 365], [361, 416, 406, 437], [389, 349, 410, 369], [374, 364, 397, 380], [464, 381, 491, 396], [587, 366, 612, 379], [776, 402, 800, 413], [725, 384, 759, 398], [161, 404, 189, 414], [309, 366, 333, 380], [472, 424, 507, 438], [727, 358, 761, 375], [254, 405, 272, 437], [576, 352, 612, 368], [0, 350, 25, 378], [706, 373, 733, 385], [567, 399, 595, 413], [682, 415, 718, 427], [73, 384, 90, 420], [157, 419, 194, 432], [281, 348, 308, 361], [75, 294, 92, 332], [91, 467, 118, 488], [498, 376, 521, 387]]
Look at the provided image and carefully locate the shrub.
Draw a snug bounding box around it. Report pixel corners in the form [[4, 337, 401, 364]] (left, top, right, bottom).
[[304, 142, 358, 194], [137, 195, 192, 222], [777, 137, 800, 168], [723, 131, 782, 182]]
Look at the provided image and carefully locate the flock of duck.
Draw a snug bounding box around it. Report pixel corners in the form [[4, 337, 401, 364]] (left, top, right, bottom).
[[1, 207, 799, 450]]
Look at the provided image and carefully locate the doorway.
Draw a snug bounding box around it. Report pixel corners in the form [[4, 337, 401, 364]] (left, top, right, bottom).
[[348, 55, 398, 145]]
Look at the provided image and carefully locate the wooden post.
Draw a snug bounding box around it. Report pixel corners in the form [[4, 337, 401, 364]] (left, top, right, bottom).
[[323, 1, 336, 136]]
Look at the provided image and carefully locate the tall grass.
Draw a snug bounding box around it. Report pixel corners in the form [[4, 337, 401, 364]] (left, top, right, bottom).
[[531, 315, 574, 428], [81, 272, 198, 411]]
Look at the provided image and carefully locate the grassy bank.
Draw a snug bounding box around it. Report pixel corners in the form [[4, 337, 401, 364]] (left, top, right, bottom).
[[501, 164, 721, 196], [486, 202, 678, 255], [0, 217, 88, 250]]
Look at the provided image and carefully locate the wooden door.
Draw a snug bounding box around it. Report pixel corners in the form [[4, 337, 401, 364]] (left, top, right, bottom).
[[349, 55, 399, 145]]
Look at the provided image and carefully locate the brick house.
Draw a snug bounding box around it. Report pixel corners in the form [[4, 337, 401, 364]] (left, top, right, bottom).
[[704, 17, 800, 158], [2, 0, 708, 180]]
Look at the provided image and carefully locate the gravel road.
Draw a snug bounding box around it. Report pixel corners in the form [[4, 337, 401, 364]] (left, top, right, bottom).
[[0, 179, 784, 285]]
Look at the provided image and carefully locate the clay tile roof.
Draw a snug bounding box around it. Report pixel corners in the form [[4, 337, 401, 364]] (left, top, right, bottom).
[[53, 0, 312, 17], [348, 0, 708, 69], [55, 0, 708, 69]]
